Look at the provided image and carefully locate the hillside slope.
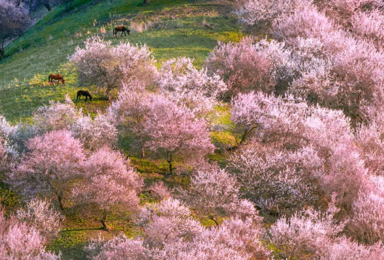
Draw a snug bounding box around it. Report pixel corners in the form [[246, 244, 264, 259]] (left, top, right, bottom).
[[0, 0, 242, 122], [0, 1, 243, 258]]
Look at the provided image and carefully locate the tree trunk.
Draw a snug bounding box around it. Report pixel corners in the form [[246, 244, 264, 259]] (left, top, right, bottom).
[[57, 192, 64, 211], [47, 179, 64, 211], [66, 0, 75, 10], [106, 86, 113, 101], [239, 128, 250, 146], [167, 152, 173, 175], [44, 3, 51, 11], [209, 214, 219, 226], [0, 39, 5, 60], [100, 209, 110, 231], [226, 127, 255, 151]]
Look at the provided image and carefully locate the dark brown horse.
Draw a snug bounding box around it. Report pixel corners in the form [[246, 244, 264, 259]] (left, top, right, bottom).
[[48, 74, 65, 85], [113, 26, 130, 37], [77, 90, 92, 102]]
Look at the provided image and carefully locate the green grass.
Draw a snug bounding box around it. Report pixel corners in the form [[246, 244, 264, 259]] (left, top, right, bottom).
[[0, 184, 19, 210], [0, 0, 242, 122]]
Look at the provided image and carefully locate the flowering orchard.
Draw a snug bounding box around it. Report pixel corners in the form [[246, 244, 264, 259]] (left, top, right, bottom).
[[2, 0, 384, 258]]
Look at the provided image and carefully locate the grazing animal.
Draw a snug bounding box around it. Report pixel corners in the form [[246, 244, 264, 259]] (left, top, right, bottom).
[[77, 90, 93, 102], [48, 74, 65, 85], [113, 26, 130, 37]]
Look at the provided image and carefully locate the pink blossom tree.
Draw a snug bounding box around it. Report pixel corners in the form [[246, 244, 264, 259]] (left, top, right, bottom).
[[140, 198, 204, 247], [72, 146, 142, 230], [326, 237, 384, 259], [87, 198, 269, 259], [142, 95, 214, 174], [70, 37, 157, 97], [84, 235, 146, 260], [322, 33, 384, 123], [234, 0, 312, 26], [32, 95, 81, 134], [351, 10, 384, 47], [319, 0, 379, 26], [345, 176, 384, 245], [146, 181, 172, 201], [28, 95, 117, 151], [157, 57, 227, 116], [230, 91, 368, 215], [7, 130, 85, 211], [205, 37, 274, 96], [269, 199, 343, 259], [252, 39, 296, 95], [271, 16, 384, 124], [0, 205, 60, 259], [16, 198, 64, 240], [3, 96, 81, 151], [178, 165, 260, 223], [355, 112, 384, 175], [271, 6, 334, 46], [229, 145, 324, 216], [108, 85, 152, 158], [230, 91, 276, 146], [151, 217, 270, 259], [108, 91, 215, 172], [71, 113, 117, 151]]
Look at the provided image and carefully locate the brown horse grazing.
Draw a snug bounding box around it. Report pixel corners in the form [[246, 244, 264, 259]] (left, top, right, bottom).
[[77, 90, 93, 102], [48, 74, 65, 85], [113, 26, 130, 37]]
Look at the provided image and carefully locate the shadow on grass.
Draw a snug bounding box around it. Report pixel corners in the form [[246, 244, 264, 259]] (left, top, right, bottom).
[[60, 227, 104, 233]]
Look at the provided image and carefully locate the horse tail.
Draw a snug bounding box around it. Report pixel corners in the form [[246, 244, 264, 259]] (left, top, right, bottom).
[[48, 74, 51, 81], [113, 28, 116, 36]]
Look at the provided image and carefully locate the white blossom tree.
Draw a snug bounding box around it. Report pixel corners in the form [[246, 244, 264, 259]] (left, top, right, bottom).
[[70, 37, 157, 98], [0, 0, 31, 60]]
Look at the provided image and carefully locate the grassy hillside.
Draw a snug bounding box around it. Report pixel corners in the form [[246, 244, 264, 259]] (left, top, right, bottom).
[[0, 1, 243, 259], [0, 0, 243, 122]]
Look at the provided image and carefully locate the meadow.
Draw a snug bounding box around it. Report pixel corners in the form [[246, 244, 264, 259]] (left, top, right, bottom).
[[0, 0, 242, 122]]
